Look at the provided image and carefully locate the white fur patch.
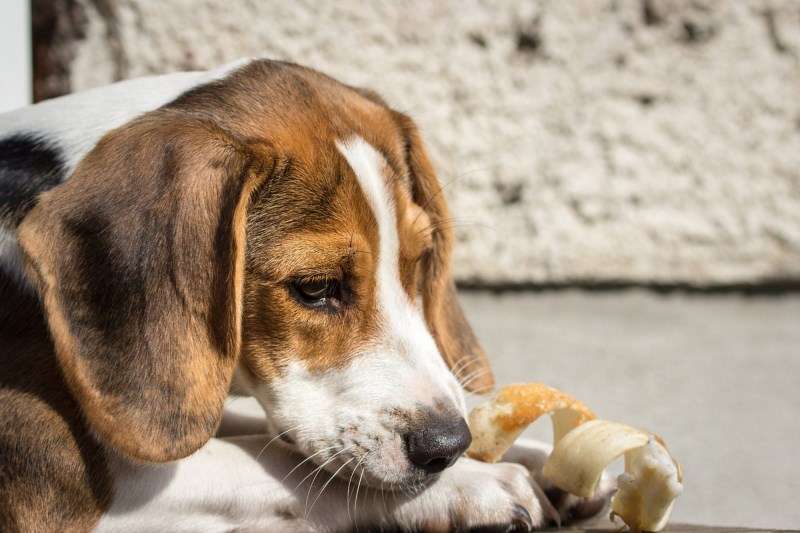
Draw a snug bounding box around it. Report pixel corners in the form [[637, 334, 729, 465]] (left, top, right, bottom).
[[0, 226, 32, 290], [0, 57, 254, 176]]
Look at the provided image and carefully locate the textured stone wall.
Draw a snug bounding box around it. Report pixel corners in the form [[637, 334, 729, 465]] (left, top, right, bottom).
[[42, 0, 800, 286]]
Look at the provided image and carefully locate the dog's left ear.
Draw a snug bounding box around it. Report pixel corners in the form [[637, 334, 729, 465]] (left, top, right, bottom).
[[392, 112, 495, 394], [18, 112, 275, 462]]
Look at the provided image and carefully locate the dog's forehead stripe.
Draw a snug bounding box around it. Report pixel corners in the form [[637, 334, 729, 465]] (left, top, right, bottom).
[[336, 137, 408, 318]]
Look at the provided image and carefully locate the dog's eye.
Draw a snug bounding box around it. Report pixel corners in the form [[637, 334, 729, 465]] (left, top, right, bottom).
[[289, 278, 342, 309], [296, 279, 331, 300]]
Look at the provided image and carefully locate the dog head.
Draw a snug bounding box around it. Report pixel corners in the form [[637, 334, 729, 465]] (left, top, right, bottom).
[[18, 60, 494, 486]]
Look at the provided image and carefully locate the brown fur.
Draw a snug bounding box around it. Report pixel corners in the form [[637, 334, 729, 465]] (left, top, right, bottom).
[[392, 112, 494, 392], [7, 59, 493, 528], [0, 272, 111, 532]]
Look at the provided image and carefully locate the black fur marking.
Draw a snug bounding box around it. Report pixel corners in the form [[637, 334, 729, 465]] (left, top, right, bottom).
[[62, 211, 146, 354], [0, 134, 67, 227]]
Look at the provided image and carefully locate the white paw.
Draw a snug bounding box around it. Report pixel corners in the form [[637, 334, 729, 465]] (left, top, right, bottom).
[[391, 457, 543, 531]]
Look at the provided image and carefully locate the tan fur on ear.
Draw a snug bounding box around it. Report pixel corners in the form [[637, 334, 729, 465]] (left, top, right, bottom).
[[18, 112, 275, 462], [393, 112, 495, 395]]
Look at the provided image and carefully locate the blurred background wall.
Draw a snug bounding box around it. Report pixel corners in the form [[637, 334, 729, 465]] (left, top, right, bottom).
[[0, 0, 31, 113], [32, 0, 800, 289]]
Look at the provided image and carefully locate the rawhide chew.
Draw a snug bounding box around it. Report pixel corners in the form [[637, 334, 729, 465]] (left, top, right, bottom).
[[466, 383, 683, 532], [466, 382, 595, 463]]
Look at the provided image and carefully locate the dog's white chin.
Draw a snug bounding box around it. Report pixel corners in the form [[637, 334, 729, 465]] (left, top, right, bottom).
[[266, 419, 439, 490], [284, 430, 424, 486]]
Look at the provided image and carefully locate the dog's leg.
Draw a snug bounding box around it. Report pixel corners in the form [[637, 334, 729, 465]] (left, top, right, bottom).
[[95, 436, 317, 532], [96, 434, 609, 532], [500, 437, 617, 525]]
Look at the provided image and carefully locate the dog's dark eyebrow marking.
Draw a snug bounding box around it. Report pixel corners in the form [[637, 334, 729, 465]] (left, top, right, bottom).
[[0, 133, 68, 227]]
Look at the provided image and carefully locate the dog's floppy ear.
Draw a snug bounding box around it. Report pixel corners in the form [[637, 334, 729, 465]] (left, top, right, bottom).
[[393, 112, 495, 395], [18, 112, 274, 462]]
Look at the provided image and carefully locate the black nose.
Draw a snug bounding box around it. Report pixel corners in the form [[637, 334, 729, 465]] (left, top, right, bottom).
[[404, 414, 472, 474]]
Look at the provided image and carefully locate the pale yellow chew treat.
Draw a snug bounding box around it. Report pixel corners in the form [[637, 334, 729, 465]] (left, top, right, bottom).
[[466, 383, 683, 532], [542, 420, 649, 497], [542, 419, 683, 533], [466, 383, 596, 463]]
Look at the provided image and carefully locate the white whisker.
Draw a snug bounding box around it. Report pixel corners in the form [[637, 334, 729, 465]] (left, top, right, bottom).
[[458, 367, 491, 389], [449, 356, 479, 380], [347, 454, 368, 523], [254, 424, 307, 464], [281, 445, 339, 484], [301, 447, 353, 513], [456, 365, 484, 384], [307, 457, 355, 518], [465, 382, 495, 396], [353, 464, 366, 532], [380, 484, 389, 519]]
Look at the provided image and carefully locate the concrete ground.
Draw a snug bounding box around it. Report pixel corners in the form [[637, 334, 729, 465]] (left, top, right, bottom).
[[458, 290, 800, 530]]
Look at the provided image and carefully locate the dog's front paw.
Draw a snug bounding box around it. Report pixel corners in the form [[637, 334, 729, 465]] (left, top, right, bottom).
[[390, 457, 544, 532]]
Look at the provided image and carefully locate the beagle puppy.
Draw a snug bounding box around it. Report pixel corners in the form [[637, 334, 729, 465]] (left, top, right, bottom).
[[0, 59, 608, 532]]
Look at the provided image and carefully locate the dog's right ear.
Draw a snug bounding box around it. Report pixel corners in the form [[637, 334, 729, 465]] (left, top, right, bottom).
[[390, 111, 495, 395], [18, 111, 276, 462]]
